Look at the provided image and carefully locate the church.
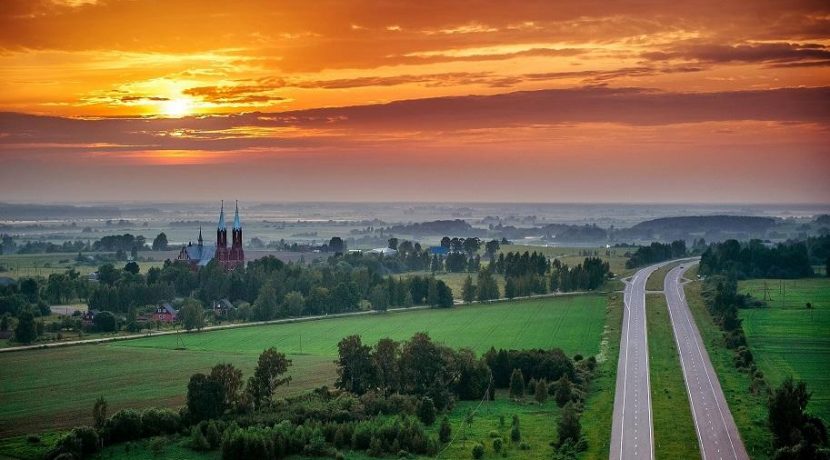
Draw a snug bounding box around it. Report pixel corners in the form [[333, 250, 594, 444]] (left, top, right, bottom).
[[177, 201, 245, 270]]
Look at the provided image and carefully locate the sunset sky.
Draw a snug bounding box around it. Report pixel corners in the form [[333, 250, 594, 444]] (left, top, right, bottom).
[[1, 0, 829, 203]]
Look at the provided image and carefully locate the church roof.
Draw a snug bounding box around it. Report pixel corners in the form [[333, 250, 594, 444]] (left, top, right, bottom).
[[183, 244, 216, 266]]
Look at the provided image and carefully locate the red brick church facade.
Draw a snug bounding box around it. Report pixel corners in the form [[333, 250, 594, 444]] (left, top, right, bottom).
[[177, 201, 245, 270]]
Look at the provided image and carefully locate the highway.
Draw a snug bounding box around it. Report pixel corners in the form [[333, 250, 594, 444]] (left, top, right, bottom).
[[665, 263, 749, 460], [610, 261, 668, 460]]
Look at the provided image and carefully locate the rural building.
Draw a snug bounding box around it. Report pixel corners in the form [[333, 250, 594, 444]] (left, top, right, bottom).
[[212, 299, 235, 316], [153, 303, 177, 323], [81, 309, 98, 326], [369, 247, 398, 257], [429, 246, 449, 256], [178, 201, 245, 270]]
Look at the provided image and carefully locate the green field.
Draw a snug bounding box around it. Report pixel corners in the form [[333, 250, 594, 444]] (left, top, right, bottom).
[[685, 279, 773, 459], [0, 252, 169, 279], [739, 278, 830, 423], [646, 294, 700, 459], [0, 295, 606, 438]]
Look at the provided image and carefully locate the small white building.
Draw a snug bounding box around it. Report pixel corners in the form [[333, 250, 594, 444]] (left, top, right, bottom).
[[369, 247, 398, 257]]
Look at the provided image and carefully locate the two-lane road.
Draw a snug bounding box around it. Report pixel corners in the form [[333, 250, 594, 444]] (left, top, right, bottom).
[[610, 262, 669, 460], [665, 263, 749, 460]]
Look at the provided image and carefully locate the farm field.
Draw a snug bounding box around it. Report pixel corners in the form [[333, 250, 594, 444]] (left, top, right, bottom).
[[646, 294, 700, 459], [0, 252, 169, 279], [0, 295, 606, 439], [738, 277, 830, 423], [685, 278, 773, 459]]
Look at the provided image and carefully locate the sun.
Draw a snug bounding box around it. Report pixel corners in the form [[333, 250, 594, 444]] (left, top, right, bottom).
[[160, 98, 192, 118]]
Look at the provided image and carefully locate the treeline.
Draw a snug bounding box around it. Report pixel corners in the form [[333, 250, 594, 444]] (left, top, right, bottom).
[[484, 251, 611, 299], [3, 233, 149, 255], [699, 238, 825, 279], [88, 254, 454, 318], [624, 240, 686, 268]]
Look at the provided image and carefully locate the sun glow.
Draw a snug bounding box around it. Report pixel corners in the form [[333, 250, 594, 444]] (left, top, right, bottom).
[[160, 98, 192, 118]]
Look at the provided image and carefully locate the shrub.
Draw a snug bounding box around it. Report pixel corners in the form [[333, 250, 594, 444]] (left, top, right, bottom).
[[148, 437, 165, 457], [205, 420, 223, 449], [472, 443, 485, 459], [439, 417, 452, 443], [510, 425, 521, 443], [49, 426, 100, 459], [140, 408, 180, 437], [190, 425, 210, 451], [488, 430, 500, 438], [26, 435, 40, 444], [417, 397, 436, 426], [104, 409, 142, 443], [519, 441, 531, 450], [493, 437, 503, 452], [509, 369, 525, 398]]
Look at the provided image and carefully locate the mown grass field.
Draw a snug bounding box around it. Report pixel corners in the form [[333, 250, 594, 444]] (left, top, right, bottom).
[[0, 295, 606, 439], [646, 294, 700, 459], [684, 273, 773, 459], [738, 277, 830, 423]]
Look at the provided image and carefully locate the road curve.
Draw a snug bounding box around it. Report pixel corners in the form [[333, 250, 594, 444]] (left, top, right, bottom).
[[610, 261, 671, 460], [665, 263, 749, 460]]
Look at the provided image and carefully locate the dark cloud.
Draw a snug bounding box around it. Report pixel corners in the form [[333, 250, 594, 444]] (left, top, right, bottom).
[[643, 42, 830, 66], [2, 86, 828, 155]]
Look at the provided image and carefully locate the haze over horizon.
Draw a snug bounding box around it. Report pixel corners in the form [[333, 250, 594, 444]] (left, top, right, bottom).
[[1, 0, 829, 203]]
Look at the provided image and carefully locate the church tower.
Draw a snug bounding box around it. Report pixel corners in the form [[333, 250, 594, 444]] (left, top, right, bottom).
[[228, 200, 245, 268], [215, 201, 230, 266]]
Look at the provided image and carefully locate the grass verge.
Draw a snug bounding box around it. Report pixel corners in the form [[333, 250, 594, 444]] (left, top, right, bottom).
[[580, 292, 623, 459], [646, 294, 700, 459]]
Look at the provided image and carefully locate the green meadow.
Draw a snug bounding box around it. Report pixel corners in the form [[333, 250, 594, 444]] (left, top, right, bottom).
[[0, 295, 606, 438], [739, 277, 830, 422]]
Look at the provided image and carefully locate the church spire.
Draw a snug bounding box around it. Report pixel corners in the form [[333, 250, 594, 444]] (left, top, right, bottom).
[[218, 200, 226, 230], [198, 226, 203, 245], [233, 200, 241, 229]]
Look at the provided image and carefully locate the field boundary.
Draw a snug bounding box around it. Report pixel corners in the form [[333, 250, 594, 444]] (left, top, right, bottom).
[[0, 290, 594, 354]]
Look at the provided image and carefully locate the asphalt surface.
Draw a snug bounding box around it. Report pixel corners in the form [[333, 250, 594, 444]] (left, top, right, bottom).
[[610, 262, 669, 460], [665, 263, 749, 460]]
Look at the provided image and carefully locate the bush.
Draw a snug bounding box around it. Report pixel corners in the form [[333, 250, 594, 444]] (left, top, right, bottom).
[[49, 426, 100, 459], [417, 397, 436, 426], [148, 437, 165, 457], [103, 409, 143, 443], [26, 435, 40, 444], [510, 425, 521, 443], [439, 416, 452, 443], [472, 443, 485, 459], [492, 437, 503, 452], [140, 408, 180, 437], [488, 430, 500, 438], [190, 425, 210, 451], [519, 441, 531, 450], [509, 369, 525, 399]]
